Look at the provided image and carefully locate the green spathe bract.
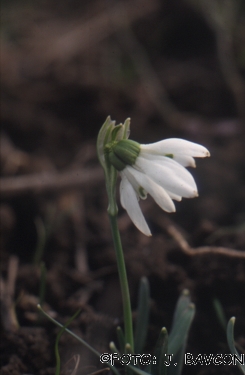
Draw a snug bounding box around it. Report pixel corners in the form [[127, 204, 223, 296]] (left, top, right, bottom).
[[96, 116, 131, 216], [97, 116, 131, 171]]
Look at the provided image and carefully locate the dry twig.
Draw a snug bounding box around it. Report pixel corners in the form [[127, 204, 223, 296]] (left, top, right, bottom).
[[160, 217, 245, 259]]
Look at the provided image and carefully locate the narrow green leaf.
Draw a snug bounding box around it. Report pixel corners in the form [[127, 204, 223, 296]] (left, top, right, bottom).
[[128, 365, 151, 375], [151, 327, 168, 375], [167, 291, 195, 375], [39, 262, 47, 307], [125, 343, 134, 354], [37, 304, 120, 375], [109, 341, 120, 354], [168, 303, 195, 355], [55, 309, 81, 375], [167, 344, 185, 375], [227, 317, 245, 374], [172, 289, 191, 326], [116, 326, 125, 354], [213, 298, 227, 331], [125, 343, 134, 375], [134, 277, 150, 353]]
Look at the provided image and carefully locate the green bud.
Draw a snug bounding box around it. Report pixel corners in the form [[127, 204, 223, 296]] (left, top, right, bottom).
[[106, 139, 140, 171]]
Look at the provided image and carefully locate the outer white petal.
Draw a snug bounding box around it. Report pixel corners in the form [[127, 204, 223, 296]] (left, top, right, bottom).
[[121, 167, 147, 200], [120, 173, 151, 236], [124, 167, 176, 213], [140, 138, 210, 158], [135, 156, 198, 198]]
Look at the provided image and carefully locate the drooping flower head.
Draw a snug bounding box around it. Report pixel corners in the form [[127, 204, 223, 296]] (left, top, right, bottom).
[[97, 117, 210, 236]]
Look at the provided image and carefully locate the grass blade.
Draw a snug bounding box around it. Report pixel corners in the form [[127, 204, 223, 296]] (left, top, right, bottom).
[[227, 317, 245, 374], [134, 277, 150, 354]]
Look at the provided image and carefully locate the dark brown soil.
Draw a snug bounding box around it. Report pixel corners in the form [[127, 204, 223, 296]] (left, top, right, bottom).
[[1, 1, 245, 374]]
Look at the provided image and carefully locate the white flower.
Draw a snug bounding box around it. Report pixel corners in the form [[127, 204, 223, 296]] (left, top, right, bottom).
[[97, 117, 210, 235], [119, 138, 210, 236]]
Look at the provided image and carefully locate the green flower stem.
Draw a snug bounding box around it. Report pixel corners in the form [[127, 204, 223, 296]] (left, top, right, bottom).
[[109, 213, 134, 351], [105, 166, 118, 217], [98, 117, 134, 351]]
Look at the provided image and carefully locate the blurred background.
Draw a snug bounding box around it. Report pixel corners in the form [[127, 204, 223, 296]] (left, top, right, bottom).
[[1, 0, 245, 374]]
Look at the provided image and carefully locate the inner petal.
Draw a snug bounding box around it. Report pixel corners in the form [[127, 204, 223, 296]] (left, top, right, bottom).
[[135, 156, 198, 198]]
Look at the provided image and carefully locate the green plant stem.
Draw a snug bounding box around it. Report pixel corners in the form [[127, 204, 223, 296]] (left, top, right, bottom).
[[109, 214, 134, 351]]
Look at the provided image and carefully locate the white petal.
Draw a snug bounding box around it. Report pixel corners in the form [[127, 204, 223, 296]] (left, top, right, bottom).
[[120, 174, 151, 236], [135, 156, 198, 198], [154, 156, 197, 190], [121, 168, 147, 200], [124, 167, 176, 213], [140, 138, 210, 158], [165, 190, 182, 201], [172, 154, 196, 167], [140, 152, 196, 168]]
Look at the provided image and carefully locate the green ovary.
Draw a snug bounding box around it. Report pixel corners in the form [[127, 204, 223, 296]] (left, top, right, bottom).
[[106, 139, 140, 171]]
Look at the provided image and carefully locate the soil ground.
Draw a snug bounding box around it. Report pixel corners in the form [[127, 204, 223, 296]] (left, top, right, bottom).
[[1, 1, 245, 374]]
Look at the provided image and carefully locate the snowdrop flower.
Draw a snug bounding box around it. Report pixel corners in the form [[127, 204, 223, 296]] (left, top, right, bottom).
[[97, 117, 210, 236]]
